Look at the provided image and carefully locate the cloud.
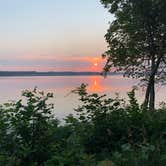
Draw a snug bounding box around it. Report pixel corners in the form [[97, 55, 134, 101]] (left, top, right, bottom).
[[0, 54, 105, 72]]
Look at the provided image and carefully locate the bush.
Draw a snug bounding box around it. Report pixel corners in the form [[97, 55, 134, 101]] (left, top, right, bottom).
[[0, 85, 166, 165], [0, 88, 59, 165], [67, 84, 166, 165]]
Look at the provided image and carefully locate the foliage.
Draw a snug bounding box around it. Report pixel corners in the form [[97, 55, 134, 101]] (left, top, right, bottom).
[[0, 88, 59, 165], [66, 84, 166, 165], [100, 0, 166, 109], [0, 86, 166, 165]]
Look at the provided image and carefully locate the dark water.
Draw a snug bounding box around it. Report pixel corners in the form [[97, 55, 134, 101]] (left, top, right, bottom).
[[0, 76, 165, 120]]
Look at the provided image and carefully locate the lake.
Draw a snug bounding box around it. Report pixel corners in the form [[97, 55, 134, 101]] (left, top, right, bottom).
[[0, 75, 165, 120]]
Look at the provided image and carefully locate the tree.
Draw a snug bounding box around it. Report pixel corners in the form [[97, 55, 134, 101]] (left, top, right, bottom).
[[100, 0, 166, 109]]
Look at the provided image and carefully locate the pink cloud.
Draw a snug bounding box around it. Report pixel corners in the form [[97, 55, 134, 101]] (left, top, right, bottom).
[[0, 54, 106, 72]]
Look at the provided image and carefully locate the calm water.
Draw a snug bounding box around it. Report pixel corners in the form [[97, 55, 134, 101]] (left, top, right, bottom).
[[0, 76, 165, 120]]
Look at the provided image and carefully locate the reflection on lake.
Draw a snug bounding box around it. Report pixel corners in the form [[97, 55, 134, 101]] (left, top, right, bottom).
[[0, 76, 165, 120]]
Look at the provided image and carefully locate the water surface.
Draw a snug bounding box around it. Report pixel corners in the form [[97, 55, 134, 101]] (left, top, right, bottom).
[[0, 76, 165, 120]]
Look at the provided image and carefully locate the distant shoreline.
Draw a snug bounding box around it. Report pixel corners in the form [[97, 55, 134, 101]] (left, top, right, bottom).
[[0, 71, 123, 77]]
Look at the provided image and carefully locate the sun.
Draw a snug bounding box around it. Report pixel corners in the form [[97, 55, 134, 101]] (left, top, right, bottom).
[[94, 63, 98, 67]]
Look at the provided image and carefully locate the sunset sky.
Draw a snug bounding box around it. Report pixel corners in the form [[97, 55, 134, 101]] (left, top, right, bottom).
[[0, 0, 113, 71]]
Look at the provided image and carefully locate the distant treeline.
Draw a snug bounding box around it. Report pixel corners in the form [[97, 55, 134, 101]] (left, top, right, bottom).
[[0, 71, 123, 77]]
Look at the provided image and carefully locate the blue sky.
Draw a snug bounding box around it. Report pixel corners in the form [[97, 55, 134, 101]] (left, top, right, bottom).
[[0, 0, 113, 71]]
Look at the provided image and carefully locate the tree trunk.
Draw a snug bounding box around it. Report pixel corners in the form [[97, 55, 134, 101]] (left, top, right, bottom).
[[144, 54, 163, 110], [149, 54, 155, 110], [144, 74, 155, 110], [144, 81, 150, 109], [144, 56, 155, 110], [149, 75, 155, 110], [144, 75, 155, 110]]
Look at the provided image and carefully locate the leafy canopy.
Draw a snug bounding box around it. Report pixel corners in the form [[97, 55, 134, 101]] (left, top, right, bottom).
[[101, 0, 166, 85]]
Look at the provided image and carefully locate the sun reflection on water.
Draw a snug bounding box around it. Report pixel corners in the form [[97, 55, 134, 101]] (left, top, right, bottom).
[[88, 76, 104, 92]]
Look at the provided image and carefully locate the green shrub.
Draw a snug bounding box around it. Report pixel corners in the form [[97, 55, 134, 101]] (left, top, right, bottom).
[[0, 85, 166, 165], [0, 88, 59, 165]]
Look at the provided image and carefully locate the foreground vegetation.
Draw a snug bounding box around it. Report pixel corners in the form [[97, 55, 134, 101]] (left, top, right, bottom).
[[0, 86, 166, 165]]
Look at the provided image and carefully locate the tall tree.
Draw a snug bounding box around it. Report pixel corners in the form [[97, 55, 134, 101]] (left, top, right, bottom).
[[100, 0, 166, 109]]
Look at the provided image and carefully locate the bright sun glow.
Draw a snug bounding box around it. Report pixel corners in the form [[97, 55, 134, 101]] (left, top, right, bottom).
[[94, 63, 98, 66]]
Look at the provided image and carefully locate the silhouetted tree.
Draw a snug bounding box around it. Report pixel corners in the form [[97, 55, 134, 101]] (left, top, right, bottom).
[[101, 0, 166, 109]]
